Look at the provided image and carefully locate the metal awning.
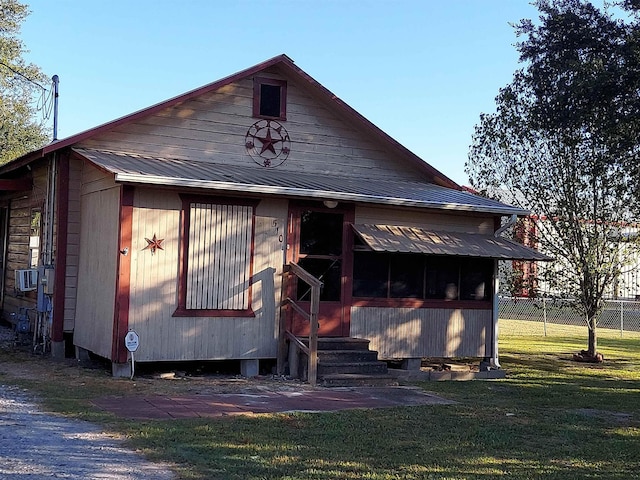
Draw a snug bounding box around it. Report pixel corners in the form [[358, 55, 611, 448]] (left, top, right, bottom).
[[352, 224, 553, 261]]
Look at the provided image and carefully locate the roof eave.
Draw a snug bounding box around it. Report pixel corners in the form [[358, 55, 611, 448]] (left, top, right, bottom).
[[113, 172, 527, 216]]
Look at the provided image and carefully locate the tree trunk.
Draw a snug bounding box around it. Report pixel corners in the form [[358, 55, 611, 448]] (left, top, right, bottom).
[[587, 316, 597, 356]]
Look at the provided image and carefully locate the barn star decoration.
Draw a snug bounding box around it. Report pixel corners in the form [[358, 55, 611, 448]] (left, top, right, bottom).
[[143, 234, 164, 255]]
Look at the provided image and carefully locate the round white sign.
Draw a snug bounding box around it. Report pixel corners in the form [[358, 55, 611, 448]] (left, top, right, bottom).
[[124, 331, 140, 352]]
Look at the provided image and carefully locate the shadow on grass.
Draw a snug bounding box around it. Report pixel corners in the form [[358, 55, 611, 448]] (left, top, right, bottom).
[[2, 334, 640, 480], [127, 401, 640, 480]]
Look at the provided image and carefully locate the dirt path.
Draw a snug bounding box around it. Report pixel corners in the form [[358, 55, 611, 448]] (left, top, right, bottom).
[[0, 383, 176, 479]]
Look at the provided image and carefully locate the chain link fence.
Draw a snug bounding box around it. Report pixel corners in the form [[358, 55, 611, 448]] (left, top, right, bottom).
[[498, 296, 640, 338]]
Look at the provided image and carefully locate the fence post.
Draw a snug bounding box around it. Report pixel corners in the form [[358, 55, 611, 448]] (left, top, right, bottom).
[[620, 301, 624, 338], [543, 296, 547, 337]]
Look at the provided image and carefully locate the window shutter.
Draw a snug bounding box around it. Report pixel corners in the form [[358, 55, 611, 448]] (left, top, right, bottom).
[[186, 203, 253, 310]]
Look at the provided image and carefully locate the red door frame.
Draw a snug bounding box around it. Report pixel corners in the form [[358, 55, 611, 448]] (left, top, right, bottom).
[[286, 201, 354, 337]]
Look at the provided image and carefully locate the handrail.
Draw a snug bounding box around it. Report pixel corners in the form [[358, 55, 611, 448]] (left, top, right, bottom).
[[285, 330, 309, 355], [277, 262, 322, 386], [288, 262, 322, 289]]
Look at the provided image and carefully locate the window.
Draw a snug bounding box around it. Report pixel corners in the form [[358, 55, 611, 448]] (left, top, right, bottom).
[[29, 209, 41, 268], [253, 77, 287, 120], [353, 252, 493, 303], [175, 197, 257, 316]]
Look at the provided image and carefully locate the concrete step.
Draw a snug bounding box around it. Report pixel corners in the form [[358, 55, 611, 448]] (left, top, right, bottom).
[[321, 373, 398, 387], [318, 361, 388, 376]]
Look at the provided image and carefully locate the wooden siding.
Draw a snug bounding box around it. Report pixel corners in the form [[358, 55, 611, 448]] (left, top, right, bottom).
[[77, 75, 426, 182], [127, 191, 287, 362], [74, 165, 120, 359], [2, 163, 48, 317], [355, 205, 495, 234], [350, 307, 492, 359]]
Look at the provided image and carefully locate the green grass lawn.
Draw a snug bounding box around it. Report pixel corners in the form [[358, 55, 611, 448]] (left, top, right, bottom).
[[1, 333, 639, 479]]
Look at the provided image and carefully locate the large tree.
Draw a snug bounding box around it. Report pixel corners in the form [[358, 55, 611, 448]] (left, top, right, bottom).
[[1, 0, 49, 164], [466, 0, 640, 360]]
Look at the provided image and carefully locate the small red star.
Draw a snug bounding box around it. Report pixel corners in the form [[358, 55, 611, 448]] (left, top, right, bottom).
[[143, 234, 164, 254]]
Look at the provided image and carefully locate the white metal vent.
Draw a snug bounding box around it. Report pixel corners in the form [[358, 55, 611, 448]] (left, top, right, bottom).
[[15, 269, 38, 292]]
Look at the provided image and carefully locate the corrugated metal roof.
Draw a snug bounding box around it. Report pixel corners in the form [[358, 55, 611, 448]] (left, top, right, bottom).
[[74, 148, 529, 216], [353, 224, 553, 261]]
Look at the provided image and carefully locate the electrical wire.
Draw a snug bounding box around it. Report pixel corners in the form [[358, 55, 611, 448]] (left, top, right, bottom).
[[0, 60, 48, 91], [0, 61, 56, 123]]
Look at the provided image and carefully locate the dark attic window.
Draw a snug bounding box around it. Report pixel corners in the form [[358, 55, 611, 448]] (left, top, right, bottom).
[[253, 77, 287, 120]]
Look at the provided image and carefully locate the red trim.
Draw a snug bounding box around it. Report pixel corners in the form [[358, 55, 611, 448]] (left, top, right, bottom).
[[352, 298, 493, 310], [0, 178, 32, 191], [173, 308, 255, 318], [112, 185, 134, 363], [174, 195, 260, 317], [0, 54, 460, 190], [51, 152, 69, 343], [341, 207, 355, 336]]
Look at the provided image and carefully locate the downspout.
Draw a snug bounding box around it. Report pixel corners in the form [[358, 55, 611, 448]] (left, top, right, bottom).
[[491, 260, 501, 369], [490, 214, 517, 369]]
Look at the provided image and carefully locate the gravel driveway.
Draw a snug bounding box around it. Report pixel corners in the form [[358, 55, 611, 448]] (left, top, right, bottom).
[[0, 322, 176, 479]]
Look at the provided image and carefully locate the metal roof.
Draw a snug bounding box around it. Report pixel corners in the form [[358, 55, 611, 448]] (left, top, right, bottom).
[[74, 148, 528, 216], [352, 224, 553, 261]]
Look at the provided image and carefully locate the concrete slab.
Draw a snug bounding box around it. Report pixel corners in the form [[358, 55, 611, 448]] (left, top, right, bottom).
[[92, 386, 454, 420]]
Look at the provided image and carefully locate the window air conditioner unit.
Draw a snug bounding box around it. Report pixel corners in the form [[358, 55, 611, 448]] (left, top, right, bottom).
[[15, 269, 38, 292]]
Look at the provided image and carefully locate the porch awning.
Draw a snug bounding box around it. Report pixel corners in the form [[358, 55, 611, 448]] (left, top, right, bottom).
[[352, 224, 553, 261]]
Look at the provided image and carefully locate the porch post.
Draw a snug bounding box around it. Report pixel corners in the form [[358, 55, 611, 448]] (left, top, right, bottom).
[[112, 185, 134, 376]]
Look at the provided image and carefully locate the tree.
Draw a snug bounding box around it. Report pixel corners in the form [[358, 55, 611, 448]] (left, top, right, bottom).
[[466, 0, 640, 361], [1, 0, 49, 164]]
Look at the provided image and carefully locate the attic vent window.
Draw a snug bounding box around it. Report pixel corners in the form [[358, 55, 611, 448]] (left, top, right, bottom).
[[254, 77, 287, 120]]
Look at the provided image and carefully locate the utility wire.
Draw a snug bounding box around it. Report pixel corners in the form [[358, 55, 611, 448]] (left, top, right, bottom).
[[0, 61, 55, 123], [0, 60, 49, 91]]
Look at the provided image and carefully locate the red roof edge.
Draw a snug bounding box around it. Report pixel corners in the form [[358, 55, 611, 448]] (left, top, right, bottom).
[[275, 60, 461, 190], [0, 55, 292, 173], [1, 54, 461, 190]]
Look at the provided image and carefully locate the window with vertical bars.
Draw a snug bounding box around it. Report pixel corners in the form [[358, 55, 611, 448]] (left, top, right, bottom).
[[175, 197, 257, 317]]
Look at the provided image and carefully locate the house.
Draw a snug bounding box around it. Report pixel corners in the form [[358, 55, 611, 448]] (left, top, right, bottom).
[[0, 55, 548, 379], [503, 215, 640, 300]]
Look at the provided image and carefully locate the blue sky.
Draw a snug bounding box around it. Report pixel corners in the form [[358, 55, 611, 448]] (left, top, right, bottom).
[[20, 0, 540, 185]]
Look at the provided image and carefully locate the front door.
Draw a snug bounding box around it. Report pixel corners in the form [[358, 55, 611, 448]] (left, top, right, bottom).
[[287, 203, 353, 337]]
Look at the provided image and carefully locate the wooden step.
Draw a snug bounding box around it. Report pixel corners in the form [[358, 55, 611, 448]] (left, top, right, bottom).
[[317, 349, 380, 363], [302, 337, 371, 351]]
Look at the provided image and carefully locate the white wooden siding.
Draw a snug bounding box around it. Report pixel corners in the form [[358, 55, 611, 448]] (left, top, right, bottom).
[[73, 166, 120, 359], [356, 205, 495, 234], [127, 192, 287, 362], [78, 75, 427, 182], [351, 307, 492, 359], [187, 203, 252, 310]]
